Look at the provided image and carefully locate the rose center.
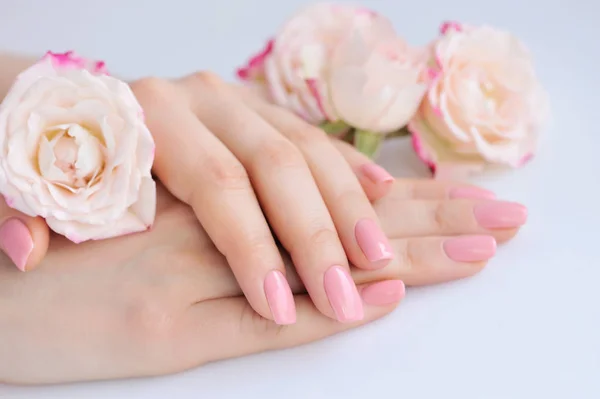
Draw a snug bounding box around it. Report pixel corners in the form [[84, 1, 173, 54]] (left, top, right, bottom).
[[53, 136, 78, 172], [37, 124, 105, 190]]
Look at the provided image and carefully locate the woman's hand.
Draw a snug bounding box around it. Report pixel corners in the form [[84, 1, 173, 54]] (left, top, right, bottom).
[[131, 72, 399, 325], [0, 174, 527, 385], [0, 70, 517, 327]]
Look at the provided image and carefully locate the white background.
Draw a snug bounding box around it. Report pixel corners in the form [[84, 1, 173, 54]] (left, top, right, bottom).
[[0, 0, 598, 398]]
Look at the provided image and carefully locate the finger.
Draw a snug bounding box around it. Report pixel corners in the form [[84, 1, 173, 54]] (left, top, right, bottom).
[[245, 97, 394, 272], [181, 72, 363, 323], [385, 177, 497, 202], [233, 83, 496, 203], [183, 280, 405, 366], [374, 198, 526, 243], [329, 139, 394, 202], [195, 234, 496, 302], [132, 77, 295, 325], [350, 235, 497, 286], [0, 196, 49, 271]]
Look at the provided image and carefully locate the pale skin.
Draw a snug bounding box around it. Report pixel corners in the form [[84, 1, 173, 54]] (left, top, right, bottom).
[[0, 54, 528, 384], [0, 179, 522, 385]]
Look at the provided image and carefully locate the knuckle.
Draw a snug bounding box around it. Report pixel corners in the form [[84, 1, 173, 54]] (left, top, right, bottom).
[[256, 139, 306, 170], [394, 239, 411, 269], [124, 294, 176, 344], [202, 156, 251, 190], [433, 202, 454, 231], [305, 227, 340, 251], [130, 76, 172, 98], [286, 122, 329, 147], [121, 249, 195, 345], [190, 70, 225, 91], [334, 188, 367, 210], [401, 239, 419, 269], [221, 229, 276, 259]]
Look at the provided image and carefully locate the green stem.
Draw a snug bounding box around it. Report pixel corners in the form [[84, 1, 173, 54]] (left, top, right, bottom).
[[320, 120, 350, 136], [354, 130, 384, 159]]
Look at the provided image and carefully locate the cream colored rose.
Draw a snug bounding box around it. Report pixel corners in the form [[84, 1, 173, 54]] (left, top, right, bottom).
[[237, 3, 397, 125], [0, 52, 156, 242], [329, 34, 428, 134], [409, 23, 549, 178]]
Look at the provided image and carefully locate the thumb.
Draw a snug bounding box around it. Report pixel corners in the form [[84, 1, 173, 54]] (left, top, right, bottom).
[[182, 280, 405, 366], [0, 196, 50, 272], [330, 138, 395, 202]]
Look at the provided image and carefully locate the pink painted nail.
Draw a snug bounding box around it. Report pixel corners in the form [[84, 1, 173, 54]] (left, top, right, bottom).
[[443, 235, 497, 262], [355, 218, 394, 268], [0, 218, 33, 272], [359, 163, 394, 185], [361, 280, 406, 306], [450, 186, 496, 200], [474, 202, 528, 229], [324, 265, 364, 323], [264, 270, 296, 325]]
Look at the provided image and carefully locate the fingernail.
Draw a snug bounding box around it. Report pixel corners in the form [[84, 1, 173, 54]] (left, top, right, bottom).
[[324, 265, 364, 323], [0, 218, 33, 272], [264, 270, 296, 325], [361, 280, 406, 306], [359, 163, 394, 184], [474, 202, 528, 229], [443, 235, 497, 262], [355, 218, 394, 268], [450, 186, 496, 200]]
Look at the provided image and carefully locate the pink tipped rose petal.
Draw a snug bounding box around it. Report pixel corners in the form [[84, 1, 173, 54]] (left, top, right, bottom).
[[407, 24, 549, 179], [0, 51, 156, 243]]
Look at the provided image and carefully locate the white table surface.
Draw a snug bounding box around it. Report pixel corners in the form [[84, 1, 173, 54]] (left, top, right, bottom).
[[0, 0, 598, 397]]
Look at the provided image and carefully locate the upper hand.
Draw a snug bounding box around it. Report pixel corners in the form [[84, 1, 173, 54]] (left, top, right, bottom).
[[0, 70, 526, 326]]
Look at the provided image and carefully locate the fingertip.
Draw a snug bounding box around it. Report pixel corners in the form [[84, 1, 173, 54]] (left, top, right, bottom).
[[264, 270, 297, 325], [493, 227, 521, 244], [357, 163, 394, 202], [0, 216, 49, 272], [22, 216, 50, 271], [0, 217, 34, 271], [329, 138, 394, 202], [354, 218, 394, 270], [360, 280, 406, 307]]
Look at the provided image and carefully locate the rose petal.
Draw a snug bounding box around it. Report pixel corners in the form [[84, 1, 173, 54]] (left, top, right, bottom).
[[129, 177, 156, 227]]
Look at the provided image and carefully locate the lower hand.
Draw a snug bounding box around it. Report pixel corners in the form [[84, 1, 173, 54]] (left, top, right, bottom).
[[0, 175, 526, 384]]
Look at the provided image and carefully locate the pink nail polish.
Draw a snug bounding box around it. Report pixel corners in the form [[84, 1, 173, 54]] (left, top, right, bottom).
[[443, 235, 497, 262], [474, 202, 528, 229], [361, 280, 406, 306], [355, 218, 394, 268], [264, 270, 296, 325], [450, 186, 496, 200], [324, 265, 364, 323], [0, 218, 33, 272], [359, 163, 394, 185]]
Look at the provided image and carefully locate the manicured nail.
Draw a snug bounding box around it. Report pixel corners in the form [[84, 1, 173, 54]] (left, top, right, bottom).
[[264, 270, 296, 325], [361, 280, 406, 306], [355, 218, 394, 268], [474, 202, 528, 229], [324, 265, 364, 323], [0, 218, 33, 272], [443, 235, 497, 262], [359, 163, 394, 184], [450, 186, 496, 200]]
